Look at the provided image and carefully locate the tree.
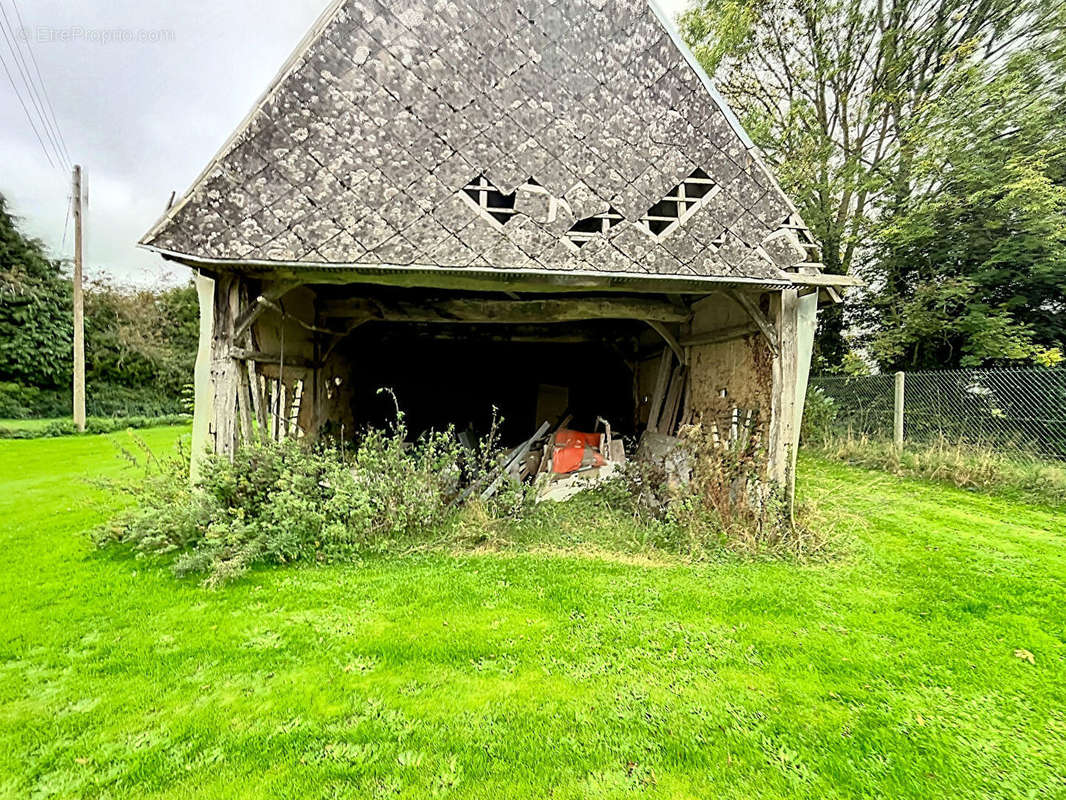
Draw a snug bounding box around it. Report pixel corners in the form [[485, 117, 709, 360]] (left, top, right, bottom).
[[84, 279, 198, 400], [0, 194, 72, 388], [864, 51, 1066, 369], [679, 0, 1064, 368]]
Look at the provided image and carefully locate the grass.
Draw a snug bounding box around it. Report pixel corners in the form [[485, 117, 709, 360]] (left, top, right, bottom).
[[0, 415, 190, 439], [0, 417, 65, 431], [809, 434, 1066, 507], [1, 427, 1064, 798]]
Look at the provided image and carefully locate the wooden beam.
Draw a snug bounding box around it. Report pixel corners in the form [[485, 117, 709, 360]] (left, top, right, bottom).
[[231, 348, 317, 369], [417, 331, 607, 344], [236, 361, 254, 445], [645, 348, 673, 434], [320, 296, 690, 324], [788, 273, 863, 288], [658, 365, 686, 436], [161, 258, 787, 295], [644, 320, 685, 362], [727, 290, 780, 357], [820, 285, 843, 304], [247, 361, 267, 439], [233, 280, 299, 340], [680, 322, 760, 348]]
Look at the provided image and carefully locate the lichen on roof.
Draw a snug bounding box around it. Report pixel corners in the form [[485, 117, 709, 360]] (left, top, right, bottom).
[[141, 0, 819, 283]]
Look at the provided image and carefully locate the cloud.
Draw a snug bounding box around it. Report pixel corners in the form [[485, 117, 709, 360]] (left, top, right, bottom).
[[1, 0, 694, 286], [1, 0, 324, 285]]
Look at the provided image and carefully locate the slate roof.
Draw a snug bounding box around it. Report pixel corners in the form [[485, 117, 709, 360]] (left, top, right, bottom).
[[140, 0, 820, 284]]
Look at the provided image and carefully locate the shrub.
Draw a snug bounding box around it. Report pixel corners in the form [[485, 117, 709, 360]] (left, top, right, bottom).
[[0, 381, 185, 421], [0, 382, 70, 419], [800, 386, 838, 444], [99, 417, 831, 587], [86, 383, 185, 417], [97, 422, 486, 586], [584, 422, 828, 560]]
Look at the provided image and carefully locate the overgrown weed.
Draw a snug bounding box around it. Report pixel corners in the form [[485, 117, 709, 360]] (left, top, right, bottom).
[[98, 418, 838, 586], [810, 433, 1066, 506]]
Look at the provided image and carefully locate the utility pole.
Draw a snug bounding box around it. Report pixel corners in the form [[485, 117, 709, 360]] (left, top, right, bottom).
[[72, 165, 85, 432]]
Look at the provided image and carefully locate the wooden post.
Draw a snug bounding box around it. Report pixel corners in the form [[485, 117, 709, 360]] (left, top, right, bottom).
[[209, 275, 241, 457], [894, 371, 905, 450], [71, 165, 85, 432], [645, 348, 673, 433], [189, 272, 215, 483]]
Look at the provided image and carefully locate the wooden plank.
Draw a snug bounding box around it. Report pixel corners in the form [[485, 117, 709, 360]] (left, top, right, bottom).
[[236, 362, 253, 445], [453, 422, 551, 505], [278, 381, 289, 440], [658, 365, 685, 435], [645, 348, 673, 434], [320, 296, 691, 324], [247, 361, 267, 440], [680, 347, 693, 427], [788, 273, 863, 288], [479, 421, 551, 501], [727, 290, 780, 357], [644, 319, 685, 361]]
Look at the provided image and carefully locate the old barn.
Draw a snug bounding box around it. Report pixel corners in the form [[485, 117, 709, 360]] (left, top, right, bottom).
[[139, 0, 854, 499]]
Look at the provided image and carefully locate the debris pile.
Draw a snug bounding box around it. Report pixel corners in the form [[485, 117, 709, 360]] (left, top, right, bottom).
[[463, 414, 628, 504]]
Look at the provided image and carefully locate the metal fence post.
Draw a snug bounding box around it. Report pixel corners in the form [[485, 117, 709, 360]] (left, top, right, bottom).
[[893, 371, 905, 450]]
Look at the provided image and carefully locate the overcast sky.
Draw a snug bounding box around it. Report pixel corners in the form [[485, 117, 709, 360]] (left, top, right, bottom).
[[0, 0, 689, 286]]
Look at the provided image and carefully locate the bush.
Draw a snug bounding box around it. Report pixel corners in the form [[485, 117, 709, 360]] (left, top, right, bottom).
[[800, 386, 838, 444], [85, 383, 184, 417], [0, 382, 70, 418], [98, 416, 831, 587], [0, 381, 185, 421], [97, 423, 483, 586]]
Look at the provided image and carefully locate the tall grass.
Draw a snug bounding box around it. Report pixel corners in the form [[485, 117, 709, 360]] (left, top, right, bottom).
[[808, 434, 1066, 506]]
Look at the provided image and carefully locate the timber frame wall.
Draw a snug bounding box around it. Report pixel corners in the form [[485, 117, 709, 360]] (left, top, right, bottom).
[[193, 270, 816, 502]]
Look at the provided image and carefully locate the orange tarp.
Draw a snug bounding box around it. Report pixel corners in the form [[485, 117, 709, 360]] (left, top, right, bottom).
[[550, 429, 606, 474]]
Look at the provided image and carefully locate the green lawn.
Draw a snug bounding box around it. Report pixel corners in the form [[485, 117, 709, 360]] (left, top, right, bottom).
[[1, 428, 1063, 799], [0, 417, 65, 432]]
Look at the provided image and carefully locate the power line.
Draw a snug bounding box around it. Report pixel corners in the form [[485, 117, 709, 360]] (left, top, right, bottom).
[[8, 0, 71, 165], [0, 1, 66, 169], [61, 191, 71, 252], [0, 40, 54, 169], [0, 1, 66, 168]]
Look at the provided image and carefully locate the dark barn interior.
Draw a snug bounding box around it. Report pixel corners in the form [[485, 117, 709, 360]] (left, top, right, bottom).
[[335, 319, 645, 442]]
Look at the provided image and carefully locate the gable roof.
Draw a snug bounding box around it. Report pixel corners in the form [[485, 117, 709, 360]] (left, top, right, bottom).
[[140, 0, 821, 286]]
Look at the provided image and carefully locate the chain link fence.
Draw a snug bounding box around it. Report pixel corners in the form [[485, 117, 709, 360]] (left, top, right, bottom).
[[807, 368, 1066, 461]]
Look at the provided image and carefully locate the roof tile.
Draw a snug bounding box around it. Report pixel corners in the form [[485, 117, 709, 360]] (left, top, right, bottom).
[[143, 0, 818, 283]]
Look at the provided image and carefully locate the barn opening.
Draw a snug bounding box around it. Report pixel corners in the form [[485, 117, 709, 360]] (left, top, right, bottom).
[[334, 320, 643, 442], [299, 285, 669, 444]]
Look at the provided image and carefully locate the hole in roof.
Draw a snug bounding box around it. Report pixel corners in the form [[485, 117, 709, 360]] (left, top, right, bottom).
[[638, 168, 719, 237], [462, 176, 518, 225], [565, 206, 624, 247]]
